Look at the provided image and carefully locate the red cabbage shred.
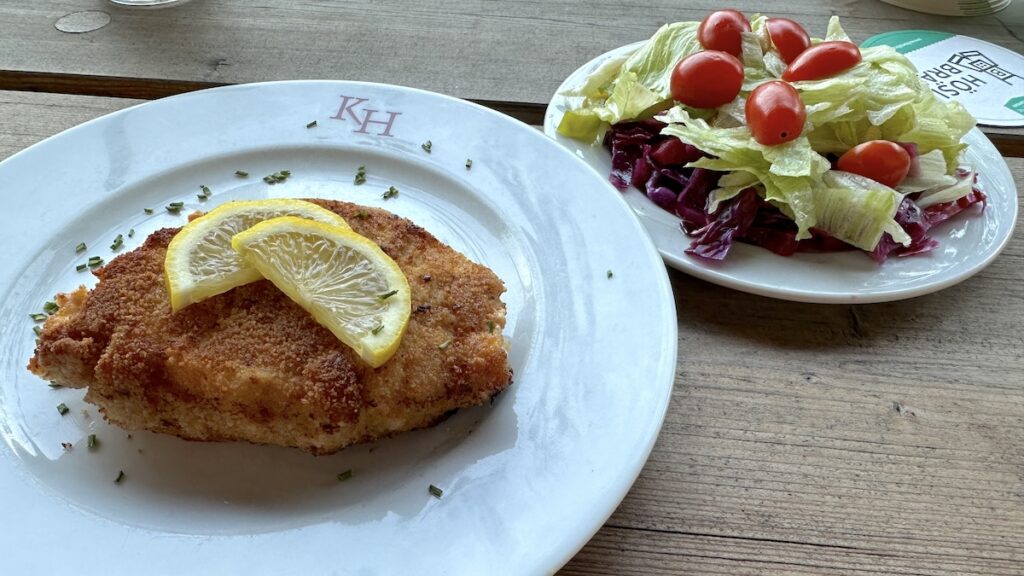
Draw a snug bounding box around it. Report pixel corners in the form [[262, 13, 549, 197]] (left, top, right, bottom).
[[603, 121, 986, 263]]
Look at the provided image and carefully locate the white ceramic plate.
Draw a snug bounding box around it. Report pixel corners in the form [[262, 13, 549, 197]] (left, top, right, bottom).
[[0, 81, 677, 574], [545, 44, 1019, 304]]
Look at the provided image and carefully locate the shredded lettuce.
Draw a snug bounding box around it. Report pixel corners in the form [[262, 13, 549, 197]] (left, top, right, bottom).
[[660, 106, 827, 239], [897, 150, 956, 194], [557, 22, 701, 141], [916, 168, 976, 208], [816, 171, 910, 250]]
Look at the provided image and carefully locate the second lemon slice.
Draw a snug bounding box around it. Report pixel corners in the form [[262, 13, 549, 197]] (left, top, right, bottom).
[[231, 216, 411, 368], [165, 199, 350, 311]]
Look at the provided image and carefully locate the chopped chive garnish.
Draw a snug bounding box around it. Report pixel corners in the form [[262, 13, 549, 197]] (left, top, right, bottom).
[[355, 210, 369, 219], [48, 382, 63, 389], [371, 323, 384, 335], [465, 158, 473, 169], [88, 256, 104, 268], [306, 120, 318, 129], [438, 338, 451, 350], [128, 228, 135, 238], [336, 469, 353, 482], [428, 484, 443, 498], [354, 165, 367, 185], [235, 170, 249, 177], [30, 313, 48, 322], [57, 403, 69, 416], [33, 326, 43, 336], [110, 234, 124, 250], [382, 186, 399, 200], [487, 320, 495, 334], [421, 140, 432, 153], [75, 242, 87, 253], [607, 269, 614, 279], [114, 470, 125, 484], [166, 202, 184, 213], [143, 208, 154, 215], [76, 263, 88, 272], [263, 170, 291, 184], [197, 185, 212, 201], [378, 289, 398, 301], [43, 301, 59, 314], [88, 434, 98, 449]]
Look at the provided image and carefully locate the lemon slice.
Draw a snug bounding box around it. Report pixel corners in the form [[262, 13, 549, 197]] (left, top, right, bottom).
[[165, 199, 350, 311], [230, 216, 411, 368]]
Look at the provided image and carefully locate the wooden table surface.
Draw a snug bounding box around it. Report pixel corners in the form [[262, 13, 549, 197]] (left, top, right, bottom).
[[2, 1, 1022, 574]]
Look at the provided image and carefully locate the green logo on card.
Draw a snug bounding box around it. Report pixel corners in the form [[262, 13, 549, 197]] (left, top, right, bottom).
[[1005, 96, 1024, 117], [861, 30, 955, 53]]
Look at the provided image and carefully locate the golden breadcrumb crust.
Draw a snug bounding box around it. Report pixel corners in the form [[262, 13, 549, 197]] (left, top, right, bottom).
[[29, 200, 511, 455]]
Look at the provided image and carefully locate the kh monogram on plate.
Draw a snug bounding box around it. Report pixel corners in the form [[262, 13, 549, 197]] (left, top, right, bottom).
[[331, 95, 401, 137]]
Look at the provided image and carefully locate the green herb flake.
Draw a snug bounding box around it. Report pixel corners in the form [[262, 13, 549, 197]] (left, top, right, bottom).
[[88, 256, 104, 268], [354, 165, 367, 185], [33, 326, 43, 336], [355, 210, 369, 219], [438, 338, 451, 350], [75, 242, 87, 253], [607, 269, 614, 279], [30, 313, 48, 322], [465, 158, 473, 169], [166, 202, 184, 213], [306, 120, 318, 129], [371, 323, 384, 335], [88, 434, 98, 449], [43, 301, 59, 314], [378, 289, 398, 301], [110, 234, 124, 251], [76, 263, 88, 272], [428, 484, 444, 499], [421, 140, 432, 153], [57, 403, 69, 416], [143, 208, 155, 215], [235, 170, 249, 178], [382, 186, 399, 200], [48, 382, 63, 389], [487, 320, 495, 334], [336, 469, 353, 482], [114, 470, 125, 484], [198, 185, 212, 200], [263, 170, 291, 185], [128, 228, 135, 238]]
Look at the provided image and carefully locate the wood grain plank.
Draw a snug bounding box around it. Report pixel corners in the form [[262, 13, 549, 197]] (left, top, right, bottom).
[[0, 90, 139, 160], [563, 160, 1024, 574], [1, 92, 1021, 575], [0, 1, 1021, 152]]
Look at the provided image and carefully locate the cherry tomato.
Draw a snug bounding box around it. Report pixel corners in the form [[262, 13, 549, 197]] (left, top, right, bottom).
[[670, 51, 745, 109], [766, 18, 811, 64], [836, 140, 911, 188], [698, 9, 751, 57], [782, 41, 862, 82], [745, 81, 806, 145]]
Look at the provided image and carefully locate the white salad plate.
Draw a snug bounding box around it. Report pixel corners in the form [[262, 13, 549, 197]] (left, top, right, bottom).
[[0, 81, 677, 574], [545, 44, 1019, 304]]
